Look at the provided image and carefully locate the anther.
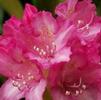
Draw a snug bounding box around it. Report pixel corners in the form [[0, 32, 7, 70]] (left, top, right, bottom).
[[17, 73, 24, 79], [82, 84, 86, 90], [33, 46, 36, 50], [12, 81, 19, 87], [28, 72, 31, 76], [50, 49, 54, 54], [65, 91, 71, 96], [42, 51, 46, 55], [80, 90, 83, 94], [75, 90, 79, 96], [39, 52, 43, 55], [46, 45, 49, 50], [36, 47, 39, 51], [28, 75, 34, 80], [78, 20, 82, 24], [23, 81, 26, 85]]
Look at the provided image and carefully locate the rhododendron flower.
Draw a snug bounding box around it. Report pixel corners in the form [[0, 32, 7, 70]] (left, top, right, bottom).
[[56, 0, 101, 45], [48, 19, 101, 100], [3, 4, 72, 68], [48, 50, 101, 100], [0, 35, 46, 100]]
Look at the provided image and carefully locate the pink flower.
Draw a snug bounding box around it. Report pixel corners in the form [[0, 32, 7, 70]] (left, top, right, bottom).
[[48, 23, 101, 100], [3, 4, 72, 68], [0, 3, 73, 99], [48, 48, 101, 100], [56, 0, 101, 45], [0, 35, 46, 100]]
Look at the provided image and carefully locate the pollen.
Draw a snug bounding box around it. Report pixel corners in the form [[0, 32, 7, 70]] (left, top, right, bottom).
[[12, 72, 36, 91], [64, 77, 87, 96]]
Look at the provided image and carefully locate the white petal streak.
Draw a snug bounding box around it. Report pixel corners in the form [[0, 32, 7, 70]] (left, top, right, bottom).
[[0, 79, 25, 100], [25, 79, 47, 100]]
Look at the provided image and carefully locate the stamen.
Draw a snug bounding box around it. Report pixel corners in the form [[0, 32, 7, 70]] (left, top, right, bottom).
[[69, 77, 82, 88], [36, 47, 39, 51], [64, 77, 87, 96], [80, 90, 83, 94], [77, 20, 84, 27], [65, 91, 71, 95], [12, 72, 35, 91], [17, 73, 24, 79], [22, 81, 26, 85], [42, 51, 46, 55], [12, 81, 19, 87], [33, 43, 56, 58], [82, 84, 86, 90], [33, 46, 36, 50], [75, 90, 79, 96]]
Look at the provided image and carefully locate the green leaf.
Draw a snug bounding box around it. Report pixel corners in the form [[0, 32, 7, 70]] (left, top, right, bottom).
[[0, 76, 6, 86], [0, 8, 3, 33], [93, 0, 101, 15], [43, 88, 52, 100], [31, 0, 63, 13], [0, 0, 23, 18]]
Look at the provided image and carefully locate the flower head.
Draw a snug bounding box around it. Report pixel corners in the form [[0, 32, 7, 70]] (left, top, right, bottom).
[[48, 53, 101, 100], [0, 35, 46, 100], [48, 22, 101, 100], [3, 4, 72, 68], [56, 0, 101, 45]]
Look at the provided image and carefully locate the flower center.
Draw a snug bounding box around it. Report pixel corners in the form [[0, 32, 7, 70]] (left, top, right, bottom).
[[12, 72, 36, 91], [33, 42, 56, 58], [63, 77, 87, 96], [33, 25, 56, 58]]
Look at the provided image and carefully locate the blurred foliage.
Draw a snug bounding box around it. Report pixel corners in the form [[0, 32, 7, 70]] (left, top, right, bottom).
[[32, 0, 63, 13], [93, 0, 101, 15], [0, 0, 23, 18], [0, 8, 3, 33], [0, 76, 6, 86], [0, 0, 100, 19], [43, 88, 52, 100]]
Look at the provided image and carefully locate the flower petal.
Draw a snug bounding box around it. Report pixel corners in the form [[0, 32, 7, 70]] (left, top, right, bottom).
[[52, 47, 71, 64], [3, 17, 21, 35], [77, 90, 95, 100], [0, 79, 25, 100], [55, 21, 75, 51], [0, 49, 15, 77], [55, 0, 78, 18], [23, 3, 38, 21], [51, 89, 67, 100], [25, 79, 46, 100], [97, 92, 101, 100]]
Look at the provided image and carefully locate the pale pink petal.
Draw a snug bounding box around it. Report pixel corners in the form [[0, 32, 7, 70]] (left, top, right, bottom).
[[80, 24, 101, 41], [67, 0, 78, 11], [0, 79, 25, 100], [52, 47, 71, 64], [25, 79, 46, 100], [31, 11, 57, 36], [55, 0, 78, 18], [55, 21, 75, 50]]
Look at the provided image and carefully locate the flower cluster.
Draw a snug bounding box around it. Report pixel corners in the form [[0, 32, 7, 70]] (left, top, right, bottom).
[[0, 0, 101, 100]]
